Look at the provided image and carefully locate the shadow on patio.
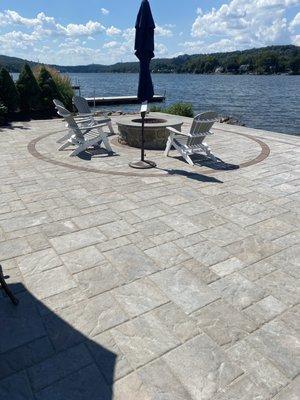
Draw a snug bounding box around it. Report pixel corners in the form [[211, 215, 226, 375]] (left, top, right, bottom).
[[0, 283, 116, 400]]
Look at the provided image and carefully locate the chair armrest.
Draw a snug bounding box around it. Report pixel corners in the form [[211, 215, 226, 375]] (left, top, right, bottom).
[[94, 118, 111, 124], [166, 126, 191, 137], [75, 116, 111, 124], [75, 117, 93, 123], [93, 111, 106, 117], [77, 112, 93, 117], [77, 123, 108, 132]]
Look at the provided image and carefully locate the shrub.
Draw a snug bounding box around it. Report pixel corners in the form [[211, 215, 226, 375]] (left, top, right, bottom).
[[16, 64, 41, 117], [165, 103, 194, 118], [0, 102, 8, 126], [38, 67, 62, 117], [150, 102, 194, 118], [149, 105, 163, 112], [0, 68, 20, 114], [34, 65, 74, 110]]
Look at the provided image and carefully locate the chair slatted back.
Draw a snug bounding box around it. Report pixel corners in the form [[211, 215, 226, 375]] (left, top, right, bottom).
[[53, 99, 65, 110], [187, 112, 218, 148], [55, 104, 83, 138], [73, 96, 91, 114], [54, 103, 71, 118]]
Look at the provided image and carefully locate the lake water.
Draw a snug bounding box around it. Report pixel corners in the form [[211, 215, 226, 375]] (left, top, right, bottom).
[[70, 73, 299, 135], [13, 72, 300, 134]]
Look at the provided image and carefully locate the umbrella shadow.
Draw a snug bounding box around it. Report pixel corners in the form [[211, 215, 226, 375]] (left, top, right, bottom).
[[0, 282, 116, 400], [167, 169, 223, 183], [154, 166, 223, 183], [173, 154, 239, 171]]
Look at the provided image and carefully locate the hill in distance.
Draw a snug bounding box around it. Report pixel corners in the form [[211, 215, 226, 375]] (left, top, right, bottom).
[[0, 45, 299, 74]]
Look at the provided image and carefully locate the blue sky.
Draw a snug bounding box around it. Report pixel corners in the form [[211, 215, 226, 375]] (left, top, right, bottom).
[[0, 0, 299, 65]]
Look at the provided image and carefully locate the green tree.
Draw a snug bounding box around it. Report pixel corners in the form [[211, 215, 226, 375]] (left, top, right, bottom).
[[38, 66, 61, 117], [16, 63, 41, 116], [0, 68, 20, 114], [256, 52, 280, 74], [289, 55, 300, 74], [203, 61, 214, 73], [0, 101, 8, 125], [33, 65, 74, 111], [224, 57, 239, 73]]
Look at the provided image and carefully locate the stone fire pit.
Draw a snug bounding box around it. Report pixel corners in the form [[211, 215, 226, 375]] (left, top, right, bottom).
[[116, 113, 183, 150]]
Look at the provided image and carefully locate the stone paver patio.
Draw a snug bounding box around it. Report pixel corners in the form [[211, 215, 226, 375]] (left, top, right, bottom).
[[0, 114, 299, 399]]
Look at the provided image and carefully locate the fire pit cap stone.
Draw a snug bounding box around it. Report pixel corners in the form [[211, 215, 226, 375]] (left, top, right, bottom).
[[116, 112, 183, 129]]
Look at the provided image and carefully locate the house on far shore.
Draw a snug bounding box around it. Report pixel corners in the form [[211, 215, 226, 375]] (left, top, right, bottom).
[[239, 64, 250, 73], [215, 66, 224, 74]]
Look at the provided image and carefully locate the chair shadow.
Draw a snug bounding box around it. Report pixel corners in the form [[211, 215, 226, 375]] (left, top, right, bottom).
[[0, 282, 116, 400], [0, 124, 31, 131], [78, 147, 119, 161]]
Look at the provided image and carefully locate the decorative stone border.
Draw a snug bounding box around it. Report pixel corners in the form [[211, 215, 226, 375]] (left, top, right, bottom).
[[27, 129, 270, 178]]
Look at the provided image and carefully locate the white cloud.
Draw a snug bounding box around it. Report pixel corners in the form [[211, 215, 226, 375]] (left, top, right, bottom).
[[0, 4, 298, 65], [289, 12, 300, 31], [0, 30, 38, 50], [100, 8, 110, 15], [57, 39, 103, 64], [122, 28, 135, 42], [156, 43, 168, 55], [156, 25, 173, 37], [106, 26, 122, 36], [191, 0, 299, 51], [0, 10, 39, 27], [59, 21, 105, 36], [0, 9, 105, 38], [179, 39, 238, 53], [103, 41, 118, 48]]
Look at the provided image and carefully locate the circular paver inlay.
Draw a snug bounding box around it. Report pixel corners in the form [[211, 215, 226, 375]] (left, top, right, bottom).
[[27, 127, 270, 178]]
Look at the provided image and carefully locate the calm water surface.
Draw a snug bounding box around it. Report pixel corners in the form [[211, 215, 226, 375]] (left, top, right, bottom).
[[69, 73, 299, 135], [13, 72, 300, 134]]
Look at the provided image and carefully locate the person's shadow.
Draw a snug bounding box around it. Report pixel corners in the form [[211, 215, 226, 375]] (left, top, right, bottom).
[[0, 282, 116, 400]]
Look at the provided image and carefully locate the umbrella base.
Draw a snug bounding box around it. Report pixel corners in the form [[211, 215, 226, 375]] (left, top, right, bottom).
[[129, 160, 157, 169]]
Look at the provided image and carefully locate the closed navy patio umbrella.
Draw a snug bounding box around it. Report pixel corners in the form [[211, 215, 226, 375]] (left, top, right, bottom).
[[129, 0, 156, 169], [135, 0, 155, 103]]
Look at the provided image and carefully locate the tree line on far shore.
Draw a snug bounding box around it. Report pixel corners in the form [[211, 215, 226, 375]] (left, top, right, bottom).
[[0, 45, 298, 76], [0, 64, 73, 126], [151, 45, 300, 75]]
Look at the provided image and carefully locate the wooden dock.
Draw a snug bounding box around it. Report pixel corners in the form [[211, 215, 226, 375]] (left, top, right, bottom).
[[86, 95, 165, 106]]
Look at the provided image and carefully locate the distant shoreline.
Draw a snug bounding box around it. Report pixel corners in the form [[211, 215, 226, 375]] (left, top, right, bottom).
[[65, 71, 299, 75], [2, 44, 299, 75], [11, 71, 300, 76]]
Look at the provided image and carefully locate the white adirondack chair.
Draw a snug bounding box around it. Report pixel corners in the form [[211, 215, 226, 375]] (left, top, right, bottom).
[[53, 100, 74, 143], [73, 96, 114, 134], [164, 112, 218, 166], [53, 100, 75, 144], [56, 107, 113, 157], [53, 100, 105, 143]]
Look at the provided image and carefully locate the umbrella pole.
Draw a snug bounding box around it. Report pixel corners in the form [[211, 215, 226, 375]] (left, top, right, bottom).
[[129, 101, 156, 169], [141, 104, 146, 162]]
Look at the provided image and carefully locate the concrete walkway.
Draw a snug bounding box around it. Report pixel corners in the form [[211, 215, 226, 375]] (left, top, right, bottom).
[[0, 115, 299, 399]]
